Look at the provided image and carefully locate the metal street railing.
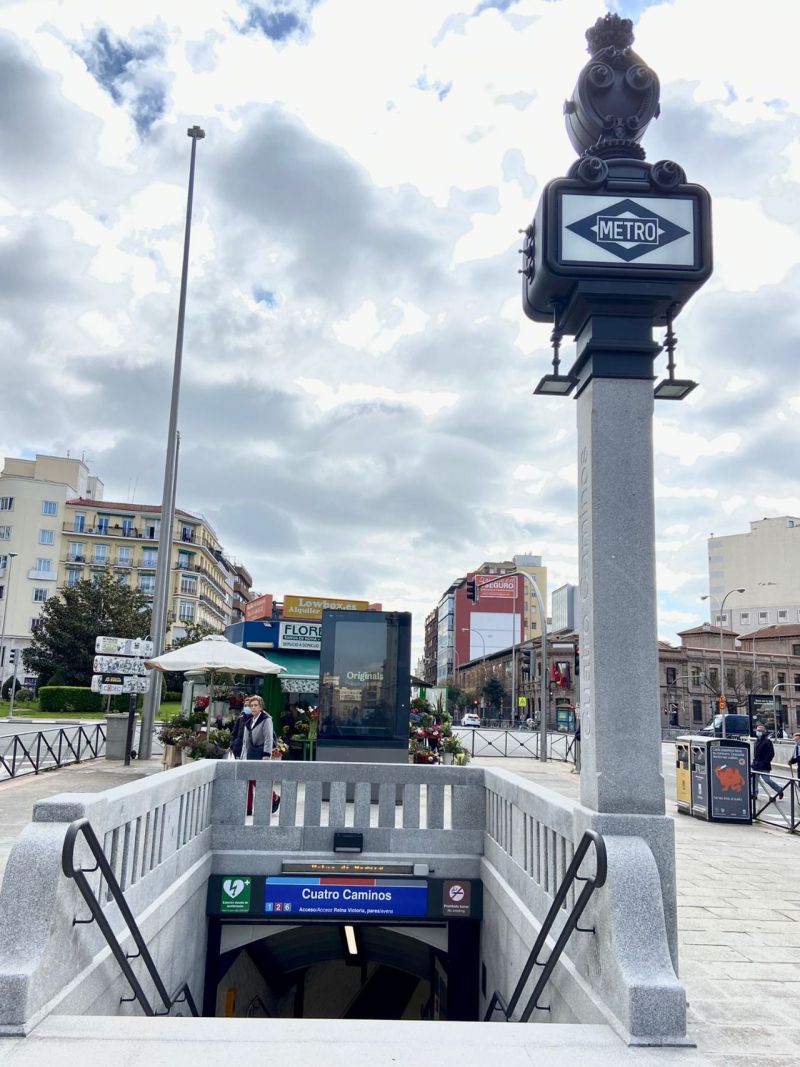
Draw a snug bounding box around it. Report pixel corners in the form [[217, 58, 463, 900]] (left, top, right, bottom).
[[455, 727, 577, 763], [752, 770, 800, 833], [0, 724, 106, 781]]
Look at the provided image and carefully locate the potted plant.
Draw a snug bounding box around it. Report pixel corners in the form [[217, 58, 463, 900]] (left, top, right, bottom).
[[158, 713, 201, 769], [440, 734, 461, 765], [180, 727, 231, 763]]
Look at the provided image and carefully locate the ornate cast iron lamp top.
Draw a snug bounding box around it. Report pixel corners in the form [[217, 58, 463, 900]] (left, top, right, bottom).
[[564, 13, 660, 161]]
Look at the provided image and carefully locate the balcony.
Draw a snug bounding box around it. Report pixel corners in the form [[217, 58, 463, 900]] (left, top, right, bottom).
[[28, 568, 58, 581], [65, 555, 86, 565]]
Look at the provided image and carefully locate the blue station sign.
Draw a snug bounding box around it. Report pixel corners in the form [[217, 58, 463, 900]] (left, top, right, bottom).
[[263, 877, 428, 918]]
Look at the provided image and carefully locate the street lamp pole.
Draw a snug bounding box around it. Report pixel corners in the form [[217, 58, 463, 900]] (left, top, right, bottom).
[[139, 125, 205, 760], [0, 552, 18, 697], [701, 588, 745, 739]]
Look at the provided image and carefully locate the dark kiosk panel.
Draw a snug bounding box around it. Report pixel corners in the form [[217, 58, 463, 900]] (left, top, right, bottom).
[[317, 609, 410, 750]]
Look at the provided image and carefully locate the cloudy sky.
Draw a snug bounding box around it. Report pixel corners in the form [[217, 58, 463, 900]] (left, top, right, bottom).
[[1, 0, 799, 663]]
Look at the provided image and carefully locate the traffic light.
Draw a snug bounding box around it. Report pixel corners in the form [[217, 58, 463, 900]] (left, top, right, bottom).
[[574, 644, 579, 676], [520, 649, 533, 675], [465, 578, 478, 602], [8, 649, 16, 664]]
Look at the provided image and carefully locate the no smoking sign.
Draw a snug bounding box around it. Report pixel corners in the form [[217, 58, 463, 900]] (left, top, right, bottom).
[[442, 880, 471, 915]]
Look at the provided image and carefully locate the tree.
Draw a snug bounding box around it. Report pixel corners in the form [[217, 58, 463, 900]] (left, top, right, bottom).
[[23, 574, 152, 686], [169, 622, 218, 650], [483, 677, 506, 711]]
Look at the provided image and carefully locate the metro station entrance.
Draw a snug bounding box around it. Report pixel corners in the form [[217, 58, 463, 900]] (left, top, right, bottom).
[[203, 868, 481, 1021]]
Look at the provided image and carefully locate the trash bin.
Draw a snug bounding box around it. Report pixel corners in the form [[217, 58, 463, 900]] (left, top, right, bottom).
[[675, 737, 692, 815], [679, 735, 751, 824], [105, 713, 130, 760]]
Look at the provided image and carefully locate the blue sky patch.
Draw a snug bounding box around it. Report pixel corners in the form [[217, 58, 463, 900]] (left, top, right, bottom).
[[79, 28, 165, 135], [242, 2, 319, 42], [253, 287, 276, 306], [415, 72, 452, 102]]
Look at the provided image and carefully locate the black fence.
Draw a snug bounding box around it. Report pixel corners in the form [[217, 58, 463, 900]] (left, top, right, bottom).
[[752, 770, 800, 834], [0, 724, 106, 781], [455, 727, 577, 763]]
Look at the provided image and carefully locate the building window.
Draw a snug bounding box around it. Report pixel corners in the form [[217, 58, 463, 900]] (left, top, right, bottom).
[[42, 501, 57, 516], [0, 526, 11, 541], [709, 668, 719, 689], [68, 542, 85, 562], [177, 552, 192, 570], [178, 601, 195, 622], [180, 575, 198, 595], [66, 568, 81, 587], [181, 525, 195, 543], [692, 700, 703, 723], [139, 575, 155, 594], [0, 497, 14, 511], [118, 547, 132, 565], [715, 613, 727, 624], [94, 544, 109, 564], [31, 618, 43, 632], [740, 612, 750, 624], [744, 669, 753, 690], [795, 673, 800, 695], [35, 558, 52, 572], [778, 672, 786, 685], [142, 549, 158, 568], [691, 666, 702, 687], [39, 529, 55, 545], [33, 588, 48, 603], [144, 520, 160, 539], [760, 671, 770, 689], [778, 610, 788, 620], [121, 518, 133, 536], [726, 668, 736, 689], [96, 516, 109, 535], [0, 554, 7, 572], [116, 572, 129, 586], [0, 585, 4, 600], [73, 513, 85, 533], [665, 667, 677, 685], [759, 611, 768, 623], [91, 571, 104, 586], [792, 644, 800, 657]]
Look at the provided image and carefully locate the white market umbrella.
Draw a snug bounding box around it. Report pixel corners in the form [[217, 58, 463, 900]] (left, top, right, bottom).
[[147, 634, 285, 729]]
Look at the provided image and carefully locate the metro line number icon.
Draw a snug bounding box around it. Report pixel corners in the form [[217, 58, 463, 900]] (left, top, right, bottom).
[[566, 198, 689, 262]]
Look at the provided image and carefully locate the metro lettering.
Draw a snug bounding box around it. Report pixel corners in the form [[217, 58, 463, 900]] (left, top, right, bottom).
[[597, 216, 658, 244]]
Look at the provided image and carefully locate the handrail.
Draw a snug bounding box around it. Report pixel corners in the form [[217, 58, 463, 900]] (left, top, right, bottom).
[[484, 828, 607, 1022], [0, 724, 106, 781], [61, 817, 198, 1017]]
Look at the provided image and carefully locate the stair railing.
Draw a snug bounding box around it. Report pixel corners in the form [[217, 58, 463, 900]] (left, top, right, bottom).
[[62, 817, 198, 1017], [484, 827, 607, 1022]]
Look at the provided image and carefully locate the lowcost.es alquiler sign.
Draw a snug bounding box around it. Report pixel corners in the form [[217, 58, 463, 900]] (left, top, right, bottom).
[[283, 595, 369, 621]]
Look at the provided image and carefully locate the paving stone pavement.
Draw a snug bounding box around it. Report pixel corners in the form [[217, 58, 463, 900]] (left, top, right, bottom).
[[479, 751, 800, 1065], [2, 750, 799, 1062]]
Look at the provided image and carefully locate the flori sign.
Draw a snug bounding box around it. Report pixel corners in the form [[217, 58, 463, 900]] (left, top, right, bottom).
[[279, 621, 322, 651]]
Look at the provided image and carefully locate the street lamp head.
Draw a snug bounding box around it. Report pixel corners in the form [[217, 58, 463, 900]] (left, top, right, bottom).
[[533, 373, 577, 396], [187, 125, 206, 139]]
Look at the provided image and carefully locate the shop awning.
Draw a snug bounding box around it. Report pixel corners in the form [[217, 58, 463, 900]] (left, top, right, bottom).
[[258, 650, 319, 694]]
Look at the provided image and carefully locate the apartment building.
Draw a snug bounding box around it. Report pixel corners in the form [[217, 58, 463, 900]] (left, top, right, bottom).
[[61, 498, 233, 642], [0, 453, 251, 685], [0, 456, 103, 685], [707, 517, 800, 634]]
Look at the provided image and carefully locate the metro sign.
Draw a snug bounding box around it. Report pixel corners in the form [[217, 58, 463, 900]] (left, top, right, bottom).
[[566, 199, 689, 262]]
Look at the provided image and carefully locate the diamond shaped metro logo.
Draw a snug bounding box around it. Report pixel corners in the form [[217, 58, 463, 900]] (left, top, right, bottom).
[[566, 199, 689, 262]]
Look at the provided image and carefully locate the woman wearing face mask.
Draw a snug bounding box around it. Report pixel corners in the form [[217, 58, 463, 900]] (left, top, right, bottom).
[[752, 724, 785, 801], [230, 697, 253, 760]]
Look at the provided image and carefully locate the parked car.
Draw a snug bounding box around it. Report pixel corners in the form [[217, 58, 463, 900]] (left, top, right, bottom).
[[699, 713, 752, 738], [461, 712, 481, 727]]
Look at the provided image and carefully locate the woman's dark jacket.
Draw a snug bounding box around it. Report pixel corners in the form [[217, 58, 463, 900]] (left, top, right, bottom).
[[752, 734, 775, 772]]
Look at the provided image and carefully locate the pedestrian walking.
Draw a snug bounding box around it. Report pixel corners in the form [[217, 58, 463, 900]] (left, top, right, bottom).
[[242, 695, 279, 815], [751, 725, 784, 801], [788, 731, 800, 781], [229, 696, 253, 759]]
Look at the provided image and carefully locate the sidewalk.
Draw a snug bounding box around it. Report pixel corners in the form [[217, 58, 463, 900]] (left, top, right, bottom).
[[480, 754, 800, 1066], [0, 757, 164, 887]]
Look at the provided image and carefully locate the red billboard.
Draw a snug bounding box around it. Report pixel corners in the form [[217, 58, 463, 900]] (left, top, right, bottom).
[[475, 574, 521, 599], [244, 593, 273, 621]]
